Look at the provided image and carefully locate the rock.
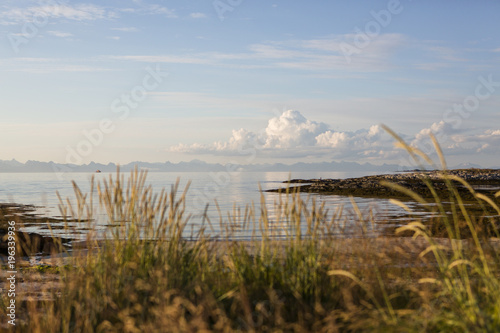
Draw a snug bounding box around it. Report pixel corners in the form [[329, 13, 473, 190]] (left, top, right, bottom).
[[0, 231, 68, 256], [268, 168, 500, 200], [0, 203, 73, 257]]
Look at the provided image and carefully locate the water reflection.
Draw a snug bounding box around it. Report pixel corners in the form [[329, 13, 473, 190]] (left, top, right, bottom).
[[1, 171, 495, 241]]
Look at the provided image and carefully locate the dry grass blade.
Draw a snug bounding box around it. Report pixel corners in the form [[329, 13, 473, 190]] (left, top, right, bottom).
[[476, 193, 500, 216], [430, 133, 447, 170], [380, 181, 428, 205], [389, 199, 413, 213], [448, 259, 474, 270], [381, 124, 434, 167]]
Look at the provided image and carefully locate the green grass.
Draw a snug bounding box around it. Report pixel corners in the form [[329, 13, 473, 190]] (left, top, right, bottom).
[[1, 131, 500, 332]]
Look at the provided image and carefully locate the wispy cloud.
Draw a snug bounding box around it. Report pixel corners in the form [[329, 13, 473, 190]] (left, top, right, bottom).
[[222, 33, 407, 72], [413, 41, 479, 71], [118, 4, 177, 18], [415, 63, 451, 71], [144, 4, 176, 18], [190, 12, 207, 19], [105, 33, 408, 73], [0, 3, 176, 26], [0, 3, 117, 25], [47, 30, 73, 38], [111, 27, 139, 32], [106, 55, 210, 65], [427, 46, 468, 62], [0, 57, 113, 73]]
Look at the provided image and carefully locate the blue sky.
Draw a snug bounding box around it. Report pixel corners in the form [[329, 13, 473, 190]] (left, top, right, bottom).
[[1, 0, 499, 167]]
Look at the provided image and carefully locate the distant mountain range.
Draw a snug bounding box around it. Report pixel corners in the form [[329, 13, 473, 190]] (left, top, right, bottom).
[[0, 159, 494, 174], [0, 159, 407, 173]]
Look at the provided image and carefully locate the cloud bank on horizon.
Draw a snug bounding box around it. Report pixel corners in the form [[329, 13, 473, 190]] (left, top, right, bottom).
[[170, 110, 500, 165]]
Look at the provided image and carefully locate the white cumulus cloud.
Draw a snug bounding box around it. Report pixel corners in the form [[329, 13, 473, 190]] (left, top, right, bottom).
[[169, 110, 395, 160], [409, 120, 500, 158], [169, 111, 500, 163], [264, 110, 328, 148]]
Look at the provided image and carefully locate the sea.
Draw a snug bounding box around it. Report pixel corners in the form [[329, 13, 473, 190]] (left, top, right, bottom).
[[0, 171, 416, 240]]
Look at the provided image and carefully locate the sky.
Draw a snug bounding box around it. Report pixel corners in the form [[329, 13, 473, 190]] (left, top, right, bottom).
[[1, 0, 499, 168]]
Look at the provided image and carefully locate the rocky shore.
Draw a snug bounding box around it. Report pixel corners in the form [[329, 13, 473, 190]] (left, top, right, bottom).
[[0, 203, 73, 257], [268, 168, 500, 200]]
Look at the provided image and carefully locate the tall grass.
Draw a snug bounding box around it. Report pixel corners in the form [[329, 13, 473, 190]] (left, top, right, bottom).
[[1, 132, 500, 332]]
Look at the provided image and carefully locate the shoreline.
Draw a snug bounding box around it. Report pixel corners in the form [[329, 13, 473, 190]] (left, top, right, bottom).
[[267, 168, 500, 200]]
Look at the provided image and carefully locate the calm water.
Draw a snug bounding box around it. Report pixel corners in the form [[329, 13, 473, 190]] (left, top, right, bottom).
[[0, 171, 411, 239]]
